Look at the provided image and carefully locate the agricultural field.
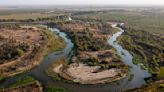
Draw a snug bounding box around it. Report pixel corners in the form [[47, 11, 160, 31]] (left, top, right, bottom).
[[0, 9, 66, 20]]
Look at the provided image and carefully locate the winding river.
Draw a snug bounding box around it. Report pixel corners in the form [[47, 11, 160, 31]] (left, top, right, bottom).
[[0, 23, 151, 92]]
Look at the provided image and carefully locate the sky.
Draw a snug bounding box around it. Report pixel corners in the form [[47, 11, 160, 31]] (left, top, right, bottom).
[[0, 0, 164, 6]]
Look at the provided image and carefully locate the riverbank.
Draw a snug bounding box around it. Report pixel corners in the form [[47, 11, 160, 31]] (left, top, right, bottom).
[[0, 76, 43, 92], [46, 22, 128, 84], [56, 63, 127, 84], [126, 79, 164, 92], [0, 25, 65, 81], [118, 27, 164, 75]]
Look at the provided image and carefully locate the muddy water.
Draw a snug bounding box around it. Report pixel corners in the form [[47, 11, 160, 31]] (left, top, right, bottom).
[[0, 25, 151, 92]]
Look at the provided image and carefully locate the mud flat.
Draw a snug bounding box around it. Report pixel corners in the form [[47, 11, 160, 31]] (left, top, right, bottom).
[[54, 63, 127, 84]]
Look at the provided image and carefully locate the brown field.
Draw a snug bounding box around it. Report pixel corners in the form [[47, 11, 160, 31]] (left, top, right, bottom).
[[0, 13, 62, 20]]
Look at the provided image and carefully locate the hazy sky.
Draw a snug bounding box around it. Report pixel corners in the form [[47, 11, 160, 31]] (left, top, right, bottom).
[[0, 0, 164, 6]]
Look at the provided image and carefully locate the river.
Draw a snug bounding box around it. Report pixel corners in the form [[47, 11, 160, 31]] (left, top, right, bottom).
[[0, 23, 151, 92]]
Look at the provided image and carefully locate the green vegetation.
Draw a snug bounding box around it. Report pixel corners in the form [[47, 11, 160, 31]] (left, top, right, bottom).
[[56, 22, 119, 52], [127, 80, 164, 92], [42, 29, 65, 53], [159, 67, 164, 77], [0, 41, 29, 64], [71, 29, 111, 51], [121, 51, 125, 55], [86, 57, 99, 66], [73, 10, 164, 89], [48, 86, 69, 92], [0, 76, 43, 92], [9, 76, 35, 87], [0, 24, 20, 29], [128, 74, 134, 81], [73, 10, 164, 36], [46, 58, 66, 81], [118, 28, 163, 74], [85, 56, 127, 70], [140, 64, 147, 70], [0, 76, 5, 81], [132, 57, 139, 65], [46, 58, 75, 83], [0, 8, 163, 91], [73, 11, 164, 74]]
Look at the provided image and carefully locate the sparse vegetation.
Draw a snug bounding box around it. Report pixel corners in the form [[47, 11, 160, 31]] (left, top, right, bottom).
[[127, 80, 164, 92], [76, 10, 163, 77], [0, 25, 65, 80]]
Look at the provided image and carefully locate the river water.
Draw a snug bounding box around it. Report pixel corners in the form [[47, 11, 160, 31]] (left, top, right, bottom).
[[0, 24, 151, 92]]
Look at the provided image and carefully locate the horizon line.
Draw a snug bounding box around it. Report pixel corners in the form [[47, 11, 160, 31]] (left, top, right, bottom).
[[1, 4, 164, 7]]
